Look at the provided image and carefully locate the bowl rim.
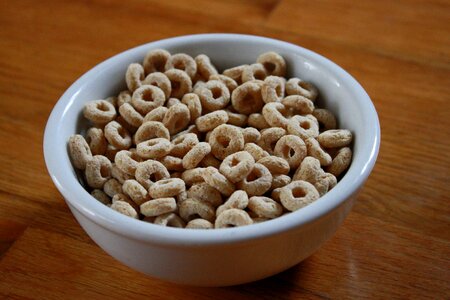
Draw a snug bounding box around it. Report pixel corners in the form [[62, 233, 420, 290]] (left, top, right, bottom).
[[43, 33, 380, 246]]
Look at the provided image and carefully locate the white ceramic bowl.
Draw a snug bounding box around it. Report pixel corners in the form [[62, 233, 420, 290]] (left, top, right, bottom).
[[44, 34, 380, 286]]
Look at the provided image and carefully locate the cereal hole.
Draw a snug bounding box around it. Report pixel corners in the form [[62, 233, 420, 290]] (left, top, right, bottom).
[[292, 187, 306, 198], [217, 135, 231, 148], [263, 62, 276, 73], [275, 85, 282, 97], [97, 102, 110, 112], [247, 168, 260, 182], [154, 58, 165, 72], [289, 148, 296, 157], [231, 157, 240, 167], [211, 87, 222, 99], [100, 165, 109, 177], [301, 121, 310, 129], [254, 71, 265, 80]]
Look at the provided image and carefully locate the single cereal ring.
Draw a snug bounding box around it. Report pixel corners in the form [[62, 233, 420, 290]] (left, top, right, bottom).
[[142, 72, 172, 99], [117, 90, 131, 107], [165, 53, 197, 79], [68, 134, 92, 170], [271, 174, 291, 189], [115, 149, 142, 176], [241, 63, 267, 82], [231, 81, 264, 114], [186, 182, 223, 207], [216, 190, 248, 216], [104, 121, 132, 150], [244, 143, 269, 161], [118, 102, 144, 127], [326, 147, 352, 177], [209, 74, 238, 93], [143, 49, 171, 74], [134, 121, 170, 144], [293, 156, 323, 182], [154, 212, 185, 228], [182, 168, 206, 186], [85, 155, 112, 189], [166, 98, 180, 108], [91, 189, 111, 205], [285, 78, 318, 101], [105, 144, 120, 162], [248, 196, 283, 219], [195, 110, 229, 132], [196, 80, 230, 111], [257, 156, 290, 175], [140, 198, 177, 217], [125, 63, 145, 92], [199, 153, 221, 169], [274, 135, 307, 169], [219, 151, 255, 183], [287, 115, 319, 139], [149, 178, 185, 198], [103, 178, 123, 198], [262, 102, 290, 129], [179, 198, 215, 222], [313, 108, 337, 131], [314, 173, 337, 196], [186, 219, 214, 229], [258, 127, 286, 154], [195, 54, 218, 80], [83, 100, 116, 124], [162, 103, 191, 135], [256, 52, 286, 77], [236, 163, 272, 196], [241, 127, 260, 144], [110, 200, 138, 219], [202, 167, 235, 196], [215, 208, 253, 228], [317, 129, 353, 148], [281, 95, 314, 115], [271, 188, 282, 202], [305, 137, 332, 166], [143, 106, 168, 123], [181, 93, 202, 123], [136, 138, 172, 159], [225, 109, 248, 127], [170, 133, 199, 157], [222, 64, 248, 84], [158, 155, 184, 171], [122, 179, 150, 205], [192, 80, 207, 94], [131, 84, 166, 114], [112, 193, 139, 212], [111, 163, 133, 184], [135, 159, 170, 189], [165, 69, 192, 98], [279, 180, 320, 211], [247, 113, 270, 130], [261, 75, 285, 103], [209, 124, 245, 160], [183, 142, 211, 170]]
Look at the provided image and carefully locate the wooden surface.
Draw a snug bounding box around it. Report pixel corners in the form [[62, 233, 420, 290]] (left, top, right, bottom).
[[0, 0, 449, 298]]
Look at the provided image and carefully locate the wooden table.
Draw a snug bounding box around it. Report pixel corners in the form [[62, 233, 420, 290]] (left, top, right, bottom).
[[1, 0, 449, 298]]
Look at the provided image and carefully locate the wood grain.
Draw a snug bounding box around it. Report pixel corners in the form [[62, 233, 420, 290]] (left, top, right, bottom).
[[0, 0, 449, 298]]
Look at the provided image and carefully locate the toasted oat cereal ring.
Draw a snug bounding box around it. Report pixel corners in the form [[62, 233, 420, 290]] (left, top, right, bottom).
[[271, 174, 291, 189], [104, 121, 132, 150], [105, 144, 119, 162], [279, 180, 320, 211], [143, 106, 168, 123], [258, 127, 286, 155], [186, 219, 214, 229], [313, 108, 337, 131], [125, 63, 145, 92], [118, 103, 144, 128], [326, 147, 352, 177], [170, 132, 199, 157], [215, 208, 253, 228], [248, 113, 270, 130], [282, 95, 314, 115], [305, 137, 332, 166], [142, 72, 172, 99], [85, 127, 107, 156], [219, 151, 255, 183], [117, 90, 132, 107], [231, 81, 264, 114], [140, 197, 177, 217], [195, 110, 228, 132], [165, 69, 192, 98], [183, 142, 211, 170], [83, 100, 116, 124], [293, 156, 323, 182], [112, 193, 140, 213], [196, 80, 230, 111], [154, 212, 185, 228], [274, 135, 307, 169], [195, 54, 218, 79], [244, 143, 269, 161], [115, 149, 142, 176], [286, 78, 318, 101], [135, 159, 170, 189], [199, 153, 221, 169], [136, 138, 172, 159], [165, 53, 197, 79], [257, 156, 290, 175], [181, 93, 202, 123], [186, 182, 223, 207], [236, 163, 272, 196], [209, 74, 238, 93], [91, 189, 111, 205], [171, 124, 200, 141], [262, 102, 290, 129], [111, 163, 133, 184], [193, 80, 207, 94], [209, 124, 245, 160], [166, 98, 181, 108], [103, 178, 123, 198], [202, 167, 235, 196], [162, 103, 190, 135], [222, 64, 248, 84], [287, 115, 319, 140], [314, 173, 337, 196], [241, 63, 267, 82], [225, 109, 247, 127], [143, 49, 170, 74], [257, 52, 286, 77], [248, 196, 283, 219], [110, 200, 138, 219], [216, 190, 248, 216], [131, 84, 166, 115], [85, 155, 112, 189], [149, 178, 185, 198], [271, 188, 282, 202], [241, 127, 260, 144], [176, 189, 187, 203], [179, 198, 215, 222], [158, 155, 184, 171], [106, 96, 118, 108], [68, 134, 92, 170], [123, 179, 150, 205], [317, 129, 353, 148], [261, 75, 285, 103], [134, 121, 170, 144], [182, 167, 206, 186]]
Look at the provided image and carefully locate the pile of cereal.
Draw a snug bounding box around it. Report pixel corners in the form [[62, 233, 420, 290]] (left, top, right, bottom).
[[68, 49, 353, 229]]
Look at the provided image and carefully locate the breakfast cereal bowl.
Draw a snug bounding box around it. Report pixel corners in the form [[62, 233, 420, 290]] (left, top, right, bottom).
[[43, 34, 380, 286]]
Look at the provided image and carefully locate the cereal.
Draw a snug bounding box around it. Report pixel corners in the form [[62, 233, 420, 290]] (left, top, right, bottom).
[[135, 160, 170, 189], [181, 167, 206, 186], [136, 138, 172, 159], [165, 69, 192, 98], [215, 208, 253, 228], [259, 127, 286, 155], [244, 143, 269, 161], [140, 198, 177, 217], [162, 103, 191, 135], [112, 193, 139, 211], [248, 113, 270, 130], [225, 109, 248, 127], [241, 63, 267, 82], [158, 155, 184, 171], [261, 75, 285, 103], [271, 174, 291, 189], [165, 53, 197, 79], [85, 155, 112, 189], [114, 149, 142, 176], [231, 81, 264, 114], [111, 164, 133, 186], [110, 200, 139, 219], [181, 93, 202, 123], [209, 74, 238, 93], [241, 127, 260, 144], [281, 95, 314, 115], [285, 78, 318, 101], [125, 63, 145, 92], [117, 90, 131, 107], [195, 110, 229, 132], [314, 173, 337, 196], [83, 100, 116, 124], [170, 133, 199, 157], [122, 179, 150, 205], [326, 147, 352, 177], [236, 163, 272, 196], [182, 142, 211, 170], [216, 190, 248, 216], [202, 167, 235, 196], [248, 196, 283, 219], [186, 219, 214, 229], [279, 180, 320, 211], [273, 135, 307, 169], [104, 121, 132, 150], [186, 182, 223, 207], [287, 115, 319, 140], [293, 156, 322, 182], [166, 97, 180, 108], [195, 54, 218, 80], [317, 129, 353, 148], [143, 106, 168, 123], [131, 85, 165, 115], [143, 49, 171, 74], [134, 121, 170, 144], [105, 144, 120, 162], [199, 153, 221, 169], [262, 102, 290, 128], [222, 64, 248, 84], [257, 51, 286, 77], [68, 135, 92, 170], [219, 151, 255, 183], [86, 127, 107, 155], [154, 212, 185, 228], [91, 189, 111, 205], [209, 124, 244, 160], [118, 103, 144, 127], [142, 72, 172, 99], [305, 137, 332, 166], [196, 80, 230, 111], [313, 108, 337, 130], [179, 198, 215, 222], [103, 178, 123, 197], [257, 156, 290, 175], [149, 178, 185, 198]]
